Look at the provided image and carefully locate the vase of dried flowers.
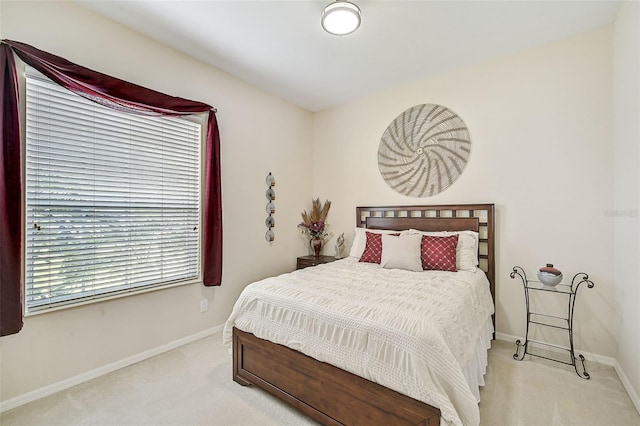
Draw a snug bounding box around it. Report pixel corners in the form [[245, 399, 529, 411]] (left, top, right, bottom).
[[298, 198, 332, 257]]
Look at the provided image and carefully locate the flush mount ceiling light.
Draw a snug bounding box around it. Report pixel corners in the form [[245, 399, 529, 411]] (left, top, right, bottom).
[[321, 1, 361, 36]]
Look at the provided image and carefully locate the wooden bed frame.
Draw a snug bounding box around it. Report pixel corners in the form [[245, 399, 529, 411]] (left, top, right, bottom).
[[233, 204, 495, 425]]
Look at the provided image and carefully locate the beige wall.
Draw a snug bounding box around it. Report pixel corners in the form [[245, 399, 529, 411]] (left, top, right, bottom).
[[613, 0, 640, 406], [313, 27, 617, 358], [0, 1, 313, 403]]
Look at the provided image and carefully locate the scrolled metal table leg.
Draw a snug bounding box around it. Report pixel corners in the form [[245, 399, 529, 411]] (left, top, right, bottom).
[[575, 353, 590, 379], [514, 339, 526, 361]]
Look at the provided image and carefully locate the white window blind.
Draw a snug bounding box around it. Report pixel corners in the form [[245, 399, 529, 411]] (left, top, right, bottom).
[[25, 69, 202, 311]]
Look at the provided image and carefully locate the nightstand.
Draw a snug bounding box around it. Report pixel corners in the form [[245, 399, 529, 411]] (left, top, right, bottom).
[[510, 266, 595, 379], [296, 255, 337, 270]]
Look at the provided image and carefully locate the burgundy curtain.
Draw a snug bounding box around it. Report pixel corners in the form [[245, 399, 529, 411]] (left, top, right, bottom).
[[1, 43, 23, 336], [1, 40, 222, 335]]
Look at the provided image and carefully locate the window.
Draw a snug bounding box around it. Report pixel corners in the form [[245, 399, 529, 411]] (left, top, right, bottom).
[[25, 69, 202, 311]]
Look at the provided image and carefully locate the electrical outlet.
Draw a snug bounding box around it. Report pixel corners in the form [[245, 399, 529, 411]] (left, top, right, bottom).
[[200, 299, 208, 313]]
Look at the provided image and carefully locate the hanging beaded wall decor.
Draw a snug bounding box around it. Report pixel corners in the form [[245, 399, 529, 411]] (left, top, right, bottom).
[[265, 173, 275, 242], [378, 104, 471, 197]]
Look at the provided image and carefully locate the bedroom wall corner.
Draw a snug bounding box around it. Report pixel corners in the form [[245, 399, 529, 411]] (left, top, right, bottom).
[[613, 0, 640, 412], [312, 26, 616, 360], [0, 0, 313, 406]]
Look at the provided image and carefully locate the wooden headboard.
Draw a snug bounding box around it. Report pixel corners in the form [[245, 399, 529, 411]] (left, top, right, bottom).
[[356, 204, 496, 317]]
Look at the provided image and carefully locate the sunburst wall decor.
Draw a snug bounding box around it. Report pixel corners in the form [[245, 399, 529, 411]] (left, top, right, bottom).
[[378, 104, 471, 197]]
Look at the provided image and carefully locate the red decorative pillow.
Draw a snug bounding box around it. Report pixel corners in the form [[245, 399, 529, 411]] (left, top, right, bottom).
[[421, 235, 458, 271], [359, 231, 398, 264]]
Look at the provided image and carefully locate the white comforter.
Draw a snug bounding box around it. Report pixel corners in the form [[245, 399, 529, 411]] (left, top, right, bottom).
[[222, 257, 494, 426]]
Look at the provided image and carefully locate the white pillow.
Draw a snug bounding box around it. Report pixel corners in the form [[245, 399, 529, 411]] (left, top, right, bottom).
[[409, 229, 479, 272], [349, 227, 409, 259], [380, 233, 423, 272]]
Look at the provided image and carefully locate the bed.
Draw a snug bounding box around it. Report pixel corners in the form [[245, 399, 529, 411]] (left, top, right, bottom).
[[223, 204, 495, 426]]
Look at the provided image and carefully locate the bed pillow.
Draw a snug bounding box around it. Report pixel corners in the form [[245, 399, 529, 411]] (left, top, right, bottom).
[[349, 227, 406, 259], [421, 235, 458, 272], [380, 233, 423, 272], [456, 231, 479, 271], [410, 229, 478, 272]]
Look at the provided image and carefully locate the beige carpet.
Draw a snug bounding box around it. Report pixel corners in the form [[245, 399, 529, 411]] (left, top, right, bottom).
[[1, 334, 638, 426]]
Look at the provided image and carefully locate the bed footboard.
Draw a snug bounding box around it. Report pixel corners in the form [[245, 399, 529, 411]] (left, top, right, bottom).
[[233, 327, 440, 426]]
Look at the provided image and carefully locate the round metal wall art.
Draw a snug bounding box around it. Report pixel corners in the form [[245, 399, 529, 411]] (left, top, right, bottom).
[[378, 104, 471, 197]]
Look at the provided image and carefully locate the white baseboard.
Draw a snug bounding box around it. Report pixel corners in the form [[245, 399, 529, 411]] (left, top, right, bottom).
[[613, 360, 640, 415], [496, 332, 639, 415], [0, 323, 225, 413]]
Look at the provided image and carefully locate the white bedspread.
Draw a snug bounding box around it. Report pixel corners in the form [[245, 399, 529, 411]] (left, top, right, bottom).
[[222, 257, 494, 426]]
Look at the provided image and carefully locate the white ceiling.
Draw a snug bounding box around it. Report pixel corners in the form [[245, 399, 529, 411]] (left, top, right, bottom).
[[77, 0, 621, 112]]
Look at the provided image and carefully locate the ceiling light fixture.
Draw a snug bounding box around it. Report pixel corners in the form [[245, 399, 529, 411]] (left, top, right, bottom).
[[321, 1, 361, 36]]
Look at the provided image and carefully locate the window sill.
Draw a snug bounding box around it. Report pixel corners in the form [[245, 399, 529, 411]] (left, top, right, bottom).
[[24, 278, 203, 317]]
